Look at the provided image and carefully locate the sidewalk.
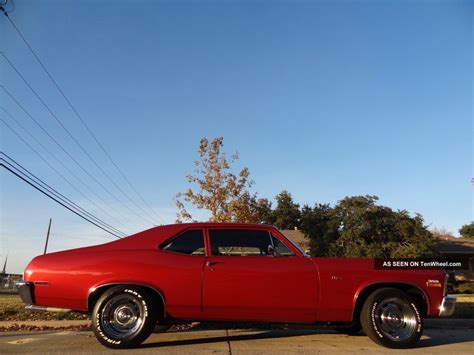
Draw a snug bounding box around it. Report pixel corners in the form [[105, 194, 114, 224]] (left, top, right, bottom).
[[0, 319, 473, 332]]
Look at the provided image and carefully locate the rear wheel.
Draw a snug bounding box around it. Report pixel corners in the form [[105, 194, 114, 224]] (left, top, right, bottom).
[[92, 286, 158, 349], [360, 288, 423, 349]]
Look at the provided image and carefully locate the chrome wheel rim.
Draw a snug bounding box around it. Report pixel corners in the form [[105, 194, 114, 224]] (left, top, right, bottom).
[[101, 294, 144, 339], [374, 297, 418, 342]]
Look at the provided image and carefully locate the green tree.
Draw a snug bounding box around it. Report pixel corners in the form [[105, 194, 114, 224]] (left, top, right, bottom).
[[175, 137, 263, 223], [459, 222, 474, 238], [300, 204, 339, 256], [273, 190, 301, 229], [331, 196, 436, 258], [301, 195, 437, 258], [255, 198, 276, 225]]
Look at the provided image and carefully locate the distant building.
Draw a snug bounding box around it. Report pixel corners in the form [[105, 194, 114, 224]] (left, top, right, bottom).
[[0, 256, 22, 293], [436, 236, 474, 282], [281, 229, 309, 251]]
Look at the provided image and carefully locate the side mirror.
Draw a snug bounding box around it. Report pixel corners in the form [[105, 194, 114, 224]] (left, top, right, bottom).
[[267, 244, 275, 256]]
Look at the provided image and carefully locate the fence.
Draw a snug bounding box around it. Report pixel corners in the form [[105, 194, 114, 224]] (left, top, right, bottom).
[[0, 274, 22, 294]]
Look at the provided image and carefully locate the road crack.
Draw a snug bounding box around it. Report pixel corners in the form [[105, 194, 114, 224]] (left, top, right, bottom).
[[225, 329, 232, 355]]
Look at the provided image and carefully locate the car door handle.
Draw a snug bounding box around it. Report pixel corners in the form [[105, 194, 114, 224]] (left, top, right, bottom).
[[206, 260, 220, 267]]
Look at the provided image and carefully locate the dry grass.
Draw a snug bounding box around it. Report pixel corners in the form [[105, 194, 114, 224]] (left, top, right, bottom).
[[0, 294, 89, 321]]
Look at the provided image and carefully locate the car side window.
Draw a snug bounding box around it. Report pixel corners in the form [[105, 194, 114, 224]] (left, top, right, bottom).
[[209, 229, 273, 256], [271, 234, 295, 256], [161, 229, 205, 255]]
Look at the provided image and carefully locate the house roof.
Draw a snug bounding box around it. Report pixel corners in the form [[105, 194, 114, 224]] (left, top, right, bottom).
[[281, 229, 308, 247], [436, 236, 474, 254]]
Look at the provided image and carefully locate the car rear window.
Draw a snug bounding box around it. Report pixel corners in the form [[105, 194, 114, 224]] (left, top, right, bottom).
[[161, 229, 205, 255]]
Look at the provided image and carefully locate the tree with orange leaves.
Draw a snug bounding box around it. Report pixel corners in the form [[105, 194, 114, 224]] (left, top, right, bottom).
[[175, 137, 272, 223]]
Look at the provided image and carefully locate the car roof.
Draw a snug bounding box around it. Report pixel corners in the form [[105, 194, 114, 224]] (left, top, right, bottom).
[[156, 222, 273, 229]]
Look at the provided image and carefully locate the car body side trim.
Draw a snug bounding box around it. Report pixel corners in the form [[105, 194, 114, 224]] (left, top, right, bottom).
[[26, 305, 72, 313]]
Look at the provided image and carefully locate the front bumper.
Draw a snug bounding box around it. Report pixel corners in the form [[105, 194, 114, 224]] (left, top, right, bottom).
[[15, 279, 33, 305], [439, 295, 456, 317]]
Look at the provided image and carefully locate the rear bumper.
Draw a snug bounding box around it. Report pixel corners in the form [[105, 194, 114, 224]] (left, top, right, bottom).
[[15, 279, 34, 305], [439, 295, 456, 317], [15, 279, 71, 313]]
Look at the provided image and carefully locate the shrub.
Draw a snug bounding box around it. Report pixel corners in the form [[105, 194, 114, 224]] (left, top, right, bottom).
[[457, 282, 474, 294]]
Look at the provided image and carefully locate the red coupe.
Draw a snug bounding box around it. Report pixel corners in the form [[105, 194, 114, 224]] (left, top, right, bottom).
[[16, 223, 455, 349]]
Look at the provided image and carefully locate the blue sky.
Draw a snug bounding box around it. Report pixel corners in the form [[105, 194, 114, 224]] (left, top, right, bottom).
[[1, 0, 472, 273]]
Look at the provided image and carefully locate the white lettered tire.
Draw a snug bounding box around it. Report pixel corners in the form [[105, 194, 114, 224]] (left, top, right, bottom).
[[360, 288, 423, 349], [92, 286, 158, 349]]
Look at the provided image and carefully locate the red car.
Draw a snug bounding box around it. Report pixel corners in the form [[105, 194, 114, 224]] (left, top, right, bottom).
[[16, 223, 455, 349]]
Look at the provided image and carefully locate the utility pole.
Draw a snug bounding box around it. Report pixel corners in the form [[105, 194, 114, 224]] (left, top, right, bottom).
[[1, 255, 7, 275], [43, 218, 52, 255]]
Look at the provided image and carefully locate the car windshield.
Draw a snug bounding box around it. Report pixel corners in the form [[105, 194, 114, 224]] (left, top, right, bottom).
[[278, 230, 310, 257]]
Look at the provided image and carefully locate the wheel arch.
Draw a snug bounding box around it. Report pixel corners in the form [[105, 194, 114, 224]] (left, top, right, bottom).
[[352, 282, 429, 322], [87, 282, 166, 319]]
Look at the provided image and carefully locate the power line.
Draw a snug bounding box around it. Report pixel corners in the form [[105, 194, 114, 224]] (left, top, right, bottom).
[[0, 13, 164, 224], [2, 150, 126, 238], [0, 106, 135, 233], [0, 153, 123, 239], [2, 162, 122, 240], [0, 53, 159, 226], [1, 152, 123, 239], [0, 86, 140, 229], [0, 85, 151, 228], [1, 117, 128, 237]]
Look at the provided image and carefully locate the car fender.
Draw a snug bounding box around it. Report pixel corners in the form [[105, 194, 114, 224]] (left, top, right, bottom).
[[87, 281, 167, 317], [352, 279, 430, 319]]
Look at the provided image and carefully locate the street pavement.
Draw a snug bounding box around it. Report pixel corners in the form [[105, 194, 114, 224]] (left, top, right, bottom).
[[0, 327, 473, 354]]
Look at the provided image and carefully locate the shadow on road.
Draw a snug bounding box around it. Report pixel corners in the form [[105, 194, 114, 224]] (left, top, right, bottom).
[[140, 329, 318, 348], [140, 328, 474, 350], [418, 329, 474, 348]]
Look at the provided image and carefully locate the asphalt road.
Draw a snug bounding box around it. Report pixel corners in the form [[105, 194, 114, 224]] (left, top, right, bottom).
[[1, 328, 473, 354]]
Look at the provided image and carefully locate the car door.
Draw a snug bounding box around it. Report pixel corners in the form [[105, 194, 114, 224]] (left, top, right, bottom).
[[201, 227, 318, 322], [155, 228, 206, 319]]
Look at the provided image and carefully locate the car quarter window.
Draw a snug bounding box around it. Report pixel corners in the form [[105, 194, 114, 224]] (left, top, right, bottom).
[[271, 234, 295, 256], [161, 229, 205, 255], [209, 229, 273, 256]]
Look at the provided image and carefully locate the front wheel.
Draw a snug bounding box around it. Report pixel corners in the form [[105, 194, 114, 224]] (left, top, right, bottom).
[[92, 286, 158, 349], [360, 288, 423, 349]]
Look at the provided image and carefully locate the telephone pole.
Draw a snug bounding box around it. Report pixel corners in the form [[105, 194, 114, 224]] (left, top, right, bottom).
[[43, 218, 52, 255], [1, 255, 7, 275]]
